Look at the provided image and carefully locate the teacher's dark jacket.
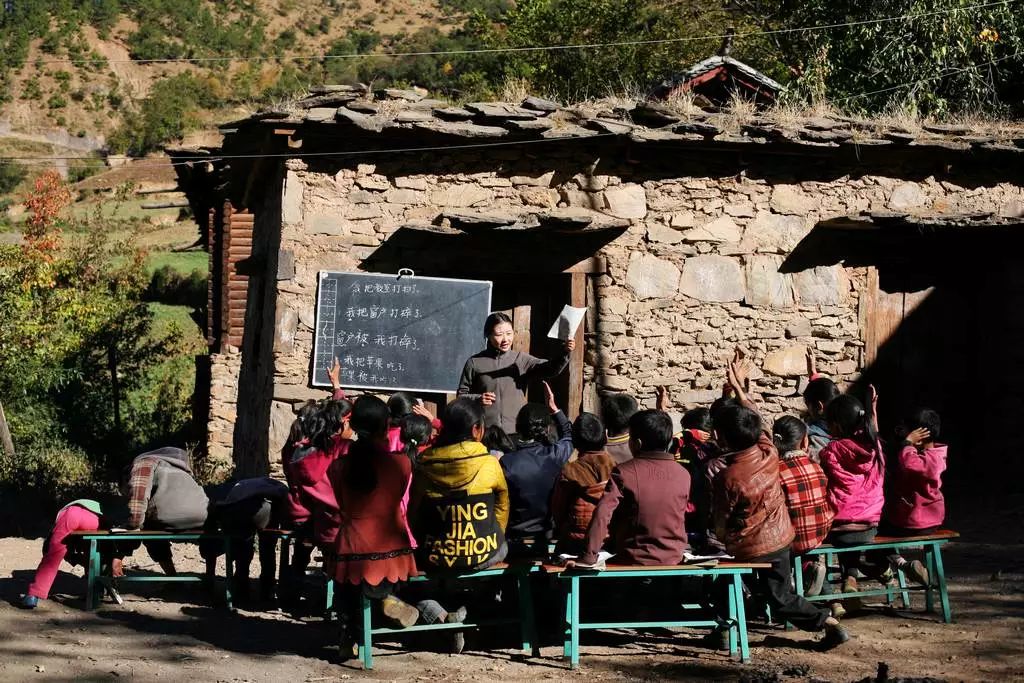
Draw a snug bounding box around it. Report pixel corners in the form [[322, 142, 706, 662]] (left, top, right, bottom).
[[457, 347, 569, 433]]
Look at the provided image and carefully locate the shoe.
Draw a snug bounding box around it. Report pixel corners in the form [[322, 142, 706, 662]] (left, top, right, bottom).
[[338, 627, 358, 662], [804, 559, 827, 597], [878, 566, 896, 585], [820, 624, 850, 650], [841, 576, 864, 611], [382, 595, 420, 629], [19, 595, 39, 609], [446, 605, 468, 654], [830, 602, 846, 619], [906, 560, 930, 587], [702, 627, 730, 651]]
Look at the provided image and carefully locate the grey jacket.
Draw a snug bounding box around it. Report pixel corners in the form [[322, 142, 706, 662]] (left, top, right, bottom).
[[133, 447, 209, 530], [458, 347, 570, 433]]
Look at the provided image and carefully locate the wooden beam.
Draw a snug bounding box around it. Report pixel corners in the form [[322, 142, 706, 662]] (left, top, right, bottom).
[[567, 272, 586, 419]]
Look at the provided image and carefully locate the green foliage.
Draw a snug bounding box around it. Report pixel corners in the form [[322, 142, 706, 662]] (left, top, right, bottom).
[[122, 0, 267, 60], [0, 161, 28, 195], [0, 443, 94, 500], [108, 73, 218, 155], [146, 265, 207, 309]]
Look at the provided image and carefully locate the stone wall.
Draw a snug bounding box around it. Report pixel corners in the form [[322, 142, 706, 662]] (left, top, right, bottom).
[[206, 143, 1024, 471]]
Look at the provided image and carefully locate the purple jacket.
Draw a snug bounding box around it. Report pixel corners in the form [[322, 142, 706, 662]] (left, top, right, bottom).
[[820, 433, 885, 526], [887, 444, 947, 530]]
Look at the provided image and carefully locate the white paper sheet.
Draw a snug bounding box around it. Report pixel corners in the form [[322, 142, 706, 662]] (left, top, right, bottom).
[[547, 305, 587, 341], [683, 551, 734, 563]]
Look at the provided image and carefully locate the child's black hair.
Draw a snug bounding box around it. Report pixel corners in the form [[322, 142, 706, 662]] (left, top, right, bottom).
[[825, 393, 878, 443], [682, 407, 713, 432], [388, 392, 417, 420], [629, 409, 673, 452], [772, 415, 808, 454], [713, 405, 763, 452], [484, 311, 513, 337], [400, 413, 432, 462], [803, 377, 840, 415], [515, 403, 554, 446], [710, 396, 740, 420], [435, 398, 485, 447], [573, 412, 608, 452], [346, 395, 390, 494], [313, 399, 353, 452], [906, 407, 941, 442], [602, 393, 639, 435], [482, 425, 516, 454]]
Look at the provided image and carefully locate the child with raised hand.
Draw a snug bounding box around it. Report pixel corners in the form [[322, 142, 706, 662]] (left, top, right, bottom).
[[876, 408, 947, 586], [772, 416, 834, 596], [710, 389, 849, 649], [819, 388, 886, 609], [803, 349, 841, 462], [501, 381, 574, 556], [602, 393, 639, 465], [550, 412, 616, 557]]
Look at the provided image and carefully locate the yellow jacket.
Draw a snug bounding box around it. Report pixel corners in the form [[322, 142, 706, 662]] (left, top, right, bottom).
[[410, 440, 510, 530]]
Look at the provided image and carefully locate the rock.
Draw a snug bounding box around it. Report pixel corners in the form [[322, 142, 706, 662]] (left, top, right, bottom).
[[646, 223, 683, 244], [601, 375, 632, 391], [888, 182, 930, 211], [465, 102, 537, 120], [521, 96, 560, 113], [536, 208, 595, 229], [603, 184, 648, 219], [999, 200, 1024, 218], [268, 400, 296, 458], [677, 389, 722, 405], [335, 107, 387, 132], [394, 176, 428, 190], [394, 110, 434, 123], [670, 212, 697, 228], [626, 253, 680, 300], [683, 215, 742, 243], [304, 107, 338, 122], [679, 255, 745, 302], [520, 188, 560, 208], [794, 266, 848, 306], [282, 170, 303, 225], [764, 345, 810, 377], [415, 121, 509, 138], [770, 184, 817, 215], [382, 88, 425, 101], [835, 359, 859, 375], [742, 211, 810, 253], [274, 306, 298, 353], [348, 190, 376, 204], [745, 255, 794, 307], [510, 171, 555, 187], [385, 188, 425, 205], [356, 175, 390, 191], [786, 319, 813, 338], [444, 211, 519, 230], [298, 307, 315, 329], [430, 184, 494, 208], [724, 202, 756, 218], [433, 106, 476, 121], [277, 249, 295, 280]]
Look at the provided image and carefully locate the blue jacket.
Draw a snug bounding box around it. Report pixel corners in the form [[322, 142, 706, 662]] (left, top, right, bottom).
[[500, 410, 574, 540]]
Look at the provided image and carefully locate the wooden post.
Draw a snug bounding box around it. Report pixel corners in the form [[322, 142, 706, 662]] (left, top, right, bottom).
[[0, 399, 14, 457], [567, 273, 586, 419]]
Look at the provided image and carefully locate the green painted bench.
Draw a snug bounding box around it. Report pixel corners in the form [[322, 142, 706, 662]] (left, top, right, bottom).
[[792, 530, 959, 623], [354, 562, 541, 670], [259, 527, 336, 616], [546, 562, 769, 668], [71, 530, 234, 610]]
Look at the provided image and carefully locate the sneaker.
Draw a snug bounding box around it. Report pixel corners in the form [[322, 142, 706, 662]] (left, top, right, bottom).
[[702, 627, 730, 651], [804, 559, 827, 597], [820, 624, 850, 650], [19, 595, 38, 609], [382, 595, 420, 629], [841, 576, 864, 611], [446, 605, 468, 654], [830, 602, 846, 619], [907, 560, 930, 587]]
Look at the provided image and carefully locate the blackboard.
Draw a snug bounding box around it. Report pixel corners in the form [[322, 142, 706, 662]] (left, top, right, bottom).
[[312, 271, 493, 393]]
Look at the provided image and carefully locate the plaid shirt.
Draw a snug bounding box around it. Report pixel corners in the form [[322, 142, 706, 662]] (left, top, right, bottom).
[[127, 457, 158, 529], [778, 450, 834, 553]]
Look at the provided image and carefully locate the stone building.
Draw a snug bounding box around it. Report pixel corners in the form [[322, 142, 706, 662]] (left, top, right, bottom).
[[173, 86, 1024, 484]]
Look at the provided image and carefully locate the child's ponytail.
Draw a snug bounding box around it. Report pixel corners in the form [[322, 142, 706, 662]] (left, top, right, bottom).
[[825, 394, 880, 456], [346, 396, 390, 494], [400, 414, 432, 464]]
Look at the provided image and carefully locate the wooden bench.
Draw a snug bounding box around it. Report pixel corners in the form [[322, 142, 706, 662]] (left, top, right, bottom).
[[354, 562, 541, 670], [71, 530, 234, 610], [258, 527, 335, 616], [792, 530, 959, 623], [546, 562, 769, 668]]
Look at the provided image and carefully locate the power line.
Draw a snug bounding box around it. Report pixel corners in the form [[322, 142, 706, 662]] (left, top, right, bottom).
[[35, 0, 1017, 66]]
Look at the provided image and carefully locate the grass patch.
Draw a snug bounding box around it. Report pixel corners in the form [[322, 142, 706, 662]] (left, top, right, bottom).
[[146, 250, 207, 275], [148, 302, 205, 352]]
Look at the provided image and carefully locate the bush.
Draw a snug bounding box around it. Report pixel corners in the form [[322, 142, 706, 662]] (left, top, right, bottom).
[[0, 161, 27, 194], [146, 265, 207, 308], [0, 443, 94, 501]]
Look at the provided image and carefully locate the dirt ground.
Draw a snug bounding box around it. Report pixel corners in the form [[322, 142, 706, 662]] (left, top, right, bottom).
[[2, 493, 1023, 683]]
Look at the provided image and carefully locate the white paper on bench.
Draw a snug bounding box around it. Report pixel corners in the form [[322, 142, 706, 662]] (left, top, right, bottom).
[[683, 551, 734, 562], [559, 551, 614, 569]]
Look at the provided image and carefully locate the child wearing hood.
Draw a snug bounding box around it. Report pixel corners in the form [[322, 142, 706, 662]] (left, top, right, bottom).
[[550, 412, 616, 557]]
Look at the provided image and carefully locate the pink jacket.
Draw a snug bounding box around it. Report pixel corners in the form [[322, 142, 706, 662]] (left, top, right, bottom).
[[820, 433, 885, 525], [887, 444, 946, 530]]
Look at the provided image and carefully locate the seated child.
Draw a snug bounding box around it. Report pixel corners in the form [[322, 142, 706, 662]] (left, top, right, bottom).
[[20, 499, 123, 609], [711, 404, 848, 649], [124, 446, 209, 575], [579, 409, 690, 566], [772, 416, 834, 596], [500, 382, 574, 555], [819, 391, 886, 605], [601, 393, 639, 465], [803, 350, 841, 462], [482, 425, 515, 458], [877, 408, 947, 586], [550, 412, 616, 556]]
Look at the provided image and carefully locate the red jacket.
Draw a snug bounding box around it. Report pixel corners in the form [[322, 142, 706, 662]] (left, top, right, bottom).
[[887, 444, 946, 530], [283, 436, 349, 547], [820, 433, 885, 526], [778, 450, 834, 553], [551, 450, 616, 555]]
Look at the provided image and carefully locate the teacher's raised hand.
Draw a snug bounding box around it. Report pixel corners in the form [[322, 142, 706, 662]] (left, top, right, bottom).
[[481, 392, 497, 406], [564, 338, 576, 353]]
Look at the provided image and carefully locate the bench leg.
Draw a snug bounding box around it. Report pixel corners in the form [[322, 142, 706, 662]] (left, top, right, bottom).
[[924, 550, 936, 614], [325, 575, 335, 618], [569, 576, 581, 669], [726, 578, 738, 657], [86, 539, 100, 610], [516, 573, 538, 657], [562, 580, 572, 660], [788, 553, 804, 631], [932, 544, 952, 623], [278, 535, 290, 592], [732, 574, 750, 663], [360, 591, 374, 670], [895, 563, 911, 609], [224, 538, 233, 610]]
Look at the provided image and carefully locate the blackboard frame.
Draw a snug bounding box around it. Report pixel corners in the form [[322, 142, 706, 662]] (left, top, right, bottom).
[[311, 270, 493, 393]]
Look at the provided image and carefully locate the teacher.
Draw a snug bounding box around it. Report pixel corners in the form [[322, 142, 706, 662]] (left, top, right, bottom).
[[457, 312, 575, 433]]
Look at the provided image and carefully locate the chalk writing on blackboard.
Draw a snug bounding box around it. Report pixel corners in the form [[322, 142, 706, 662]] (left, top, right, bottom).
[[312, 271, 492, 393]]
